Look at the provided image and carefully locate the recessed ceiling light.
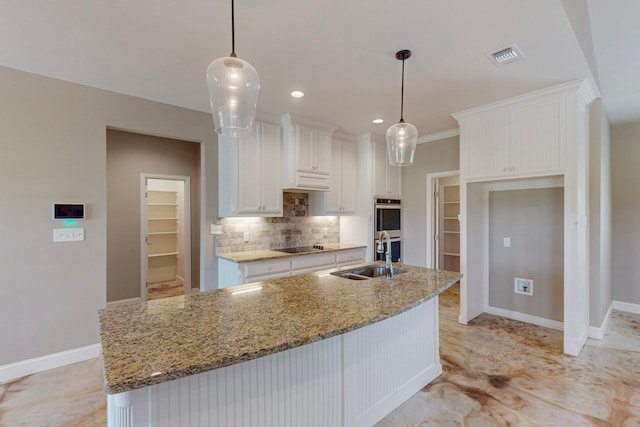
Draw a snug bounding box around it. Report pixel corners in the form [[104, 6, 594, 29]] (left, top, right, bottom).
[[291, 90, 304, 98], [372, 118, 384, 124]]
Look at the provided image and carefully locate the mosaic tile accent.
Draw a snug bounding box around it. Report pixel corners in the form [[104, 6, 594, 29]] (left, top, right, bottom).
[[217, 192, 340, 254]]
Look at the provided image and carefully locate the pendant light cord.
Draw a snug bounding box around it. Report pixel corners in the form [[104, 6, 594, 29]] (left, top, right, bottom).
[[230, 0, 237, 57], [399, 57, 405, 123]]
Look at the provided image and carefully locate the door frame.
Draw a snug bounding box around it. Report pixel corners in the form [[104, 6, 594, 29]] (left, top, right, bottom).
[[140, 173, 191, 301], [426, 170, 459, 268]]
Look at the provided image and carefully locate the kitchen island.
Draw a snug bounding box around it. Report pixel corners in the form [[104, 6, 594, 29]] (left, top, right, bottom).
[[99, 263, 461, 427]]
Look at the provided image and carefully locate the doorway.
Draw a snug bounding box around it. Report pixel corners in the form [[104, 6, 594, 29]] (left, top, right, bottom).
[[106, 129, 201, 306], [141, 176, 191, 301], [426, 171, 460, 270]]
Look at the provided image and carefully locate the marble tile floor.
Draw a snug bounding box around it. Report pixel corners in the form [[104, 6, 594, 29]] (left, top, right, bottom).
[[376, 285, 640, 426], [1, 284, 638, 426]]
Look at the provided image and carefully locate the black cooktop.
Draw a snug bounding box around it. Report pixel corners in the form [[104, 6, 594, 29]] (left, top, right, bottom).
[[275, 246, 324, 254]]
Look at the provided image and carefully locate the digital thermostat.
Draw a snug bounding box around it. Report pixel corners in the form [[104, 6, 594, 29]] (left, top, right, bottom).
[[53, 203, 85, 220]]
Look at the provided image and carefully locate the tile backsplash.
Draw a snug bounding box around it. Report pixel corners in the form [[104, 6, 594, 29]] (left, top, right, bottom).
[[217, 192, 339, 254]]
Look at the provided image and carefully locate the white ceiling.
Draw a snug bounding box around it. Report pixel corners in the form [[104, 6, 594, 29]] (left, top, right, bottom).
[[0, 0, 636, 137]]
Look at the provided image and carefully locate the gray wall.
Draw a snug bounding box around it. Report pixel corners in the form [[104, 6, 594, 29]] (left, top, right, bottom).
[[611, 121, 640, 305], [402, 137, 460, 267], [0, 66, 217, 365], [588, 99, 612, 326], [489, 188, 564, 322], [107, 130, 201, 302]]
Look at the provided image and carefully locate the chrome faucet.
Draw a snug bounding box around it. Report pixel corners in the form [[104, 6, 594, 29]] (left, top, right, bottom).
[[376, 230, 394, 279]]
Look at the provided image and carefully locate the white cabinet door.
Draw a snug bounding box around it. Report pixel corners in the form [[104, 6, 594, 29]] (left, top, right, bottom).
[[387, 163, 402, 199], [237, 123, 262, 214], [314, 131, 333, 176], [373, 139, 389, 197], [336, 248, 365, 267], [220, 121, 283, 217], [291, 253, 336, 276], [314, 137, 357, 215], [325, 138, 343, 213], [509, 98, 566, 176], [462, 110, 508, 180], [259, 122, 283, 214], [461, 97, 566, 181], [373, 138, 402, 197], [295, 125, 316, 173], [340, 139, 357, 213]]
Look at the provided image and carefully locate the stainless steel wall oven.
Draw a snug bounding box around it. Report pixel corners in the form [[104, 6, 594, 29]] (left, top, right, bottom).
[[375, 198, 401, 262]]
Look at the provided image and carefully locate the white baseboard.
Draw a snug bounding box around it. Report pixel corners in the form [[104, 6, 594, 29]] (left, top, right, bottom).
[[106, 297, 141, 308], [0, 344, 101, 384], [485, 305, 564, 331], [613, 300, 640, 314], [588, 301, 614, 340]]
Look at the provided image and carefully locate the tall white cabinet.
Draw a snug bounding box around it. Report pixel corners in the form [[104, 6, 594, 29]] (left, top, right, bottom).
[[310, 133, 358, 215], [219, 120, 283, 217], [452, 79, 598, 356], [372, 135, 402, 198]]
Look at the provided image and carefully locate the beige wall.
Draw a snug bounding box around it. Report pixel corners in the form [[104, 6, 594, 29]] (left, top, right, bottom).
[[611, 121, 640, 305], [402, 137, 460, 267], [489, 188, 565, 322], [588, 99, 613, 325], [106, 130, 201, 302], [0, 66, 217, 365]]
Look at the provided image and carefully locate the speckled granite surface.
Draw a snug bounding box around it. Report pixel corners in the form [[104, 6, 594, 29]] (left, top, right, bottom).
[[216, 243, 366, 262], [99, 263, 461, 394]]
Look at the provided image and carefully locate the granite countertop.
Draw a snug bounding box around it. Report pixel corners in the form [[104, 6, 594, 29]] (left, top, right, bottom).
[[99, 263, 462, 394], [217, 242, 366, 263]]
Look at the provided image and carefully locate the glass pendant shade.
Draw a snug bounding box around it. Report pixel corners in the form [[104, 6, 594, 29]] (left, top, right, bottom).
[[207, 56, 259, 138], [386, 120, 417, 166]]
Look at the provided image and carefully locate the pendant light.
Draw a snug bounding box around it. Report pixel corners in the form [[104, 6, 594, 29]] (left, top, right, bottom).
[[206, 0, 259, 138], [386, 50, 417, 166]]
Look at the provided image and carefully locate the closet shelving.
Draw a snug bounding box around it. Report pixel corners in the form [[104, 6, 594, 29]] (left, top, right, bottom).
[[147, 190, 179, 271], [441, 185, 460, 272]]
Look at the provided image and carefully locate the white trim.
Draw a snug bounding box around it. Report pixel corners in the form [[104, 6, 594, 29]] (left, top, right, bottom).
[[613, 300, 640, 315], [588, 301, 614, 340], [485, 305, 564, 331], [106, 297, 142, 308], [141, 174, 192, 301], [0, 344, 101, 384], [417, 129, 459, 144], [452, 79, 589, 119], [425, 170, 460, 268]]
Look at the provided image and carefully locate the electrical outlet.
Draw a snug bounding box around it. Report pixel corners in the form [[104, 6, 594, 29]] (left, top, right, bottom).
[[322, 227, 328, 237], [243, 231, 249, 242], [210, 224, 223, 235], [503, 237, 511, 247]]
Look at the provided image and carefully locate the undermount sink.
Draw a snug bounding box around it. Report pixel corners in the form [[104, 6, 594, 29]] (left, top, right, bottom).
[[330, 264, 407, 280]]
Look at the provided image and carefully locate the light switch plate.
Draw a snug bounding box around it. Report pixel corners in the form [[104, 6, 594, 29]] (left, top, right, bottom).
[[503, 237, 511, 247], [53, 227, 85, 242]]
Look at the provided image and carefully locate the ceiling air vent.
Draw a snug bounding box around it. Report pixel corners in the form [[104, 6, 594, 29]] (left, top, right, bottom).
[[487, 44, 524, 65]]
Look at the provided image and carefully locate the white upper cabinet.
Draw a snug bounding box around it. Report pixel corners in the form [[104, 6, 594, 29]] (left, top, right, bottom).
[[310, 134, 358, 215], [281, 113, 337, 191], [455, 92, 567, 181], [219, 120, 283, 217], [372, 136, 402, 198]]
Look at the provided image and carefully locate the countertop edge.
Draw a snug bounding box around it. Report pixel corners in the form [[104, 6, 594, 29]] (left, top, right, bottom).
[[102, 271, 461, 395]]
